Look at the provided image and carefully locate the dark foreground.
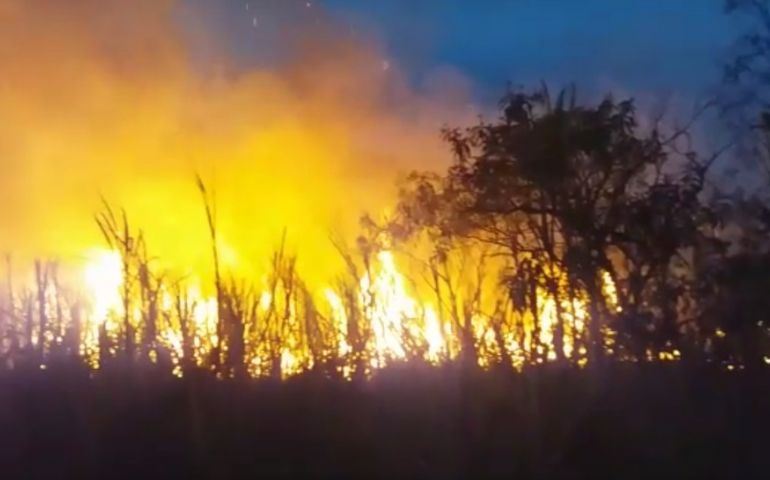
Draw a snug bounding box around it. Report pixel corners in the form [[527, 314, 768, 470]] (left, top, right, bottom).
[[1, 362, 768, 479]]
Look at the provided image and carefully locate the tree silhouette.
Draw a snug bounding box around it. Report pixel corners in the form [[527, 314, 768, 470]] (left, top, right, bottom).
[[393, 86, 721, 365], [723, 0, 770, 175]]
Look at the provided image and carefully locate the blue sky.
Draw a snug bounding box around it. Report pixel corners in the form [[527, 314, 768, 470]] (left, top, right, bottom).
[[324, 1, 740, 101], [185, 1, 742, 103]]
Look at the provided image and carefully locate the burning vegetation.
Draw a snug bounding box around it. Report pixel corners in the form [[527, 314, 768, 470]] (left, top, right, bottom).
[[6, 2, 770, 478], [2, 86, 770, 380], [1, 1, 770, 382]]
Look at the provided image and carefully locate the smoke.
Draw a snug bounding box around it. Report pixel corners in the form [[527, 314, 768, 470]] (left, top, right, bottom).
[[0, 0, 475, 285]]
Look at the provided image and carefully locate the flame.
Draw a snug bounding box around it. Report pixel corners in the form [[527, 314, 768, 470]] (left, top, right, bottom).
[[423, 305, 448, 362], [323, 288, 352, 359], [73, 247, 601, 375], [82, 249, 123, 321], [0, 0, 701, 378], [0, 0, 475, 288], [75, 247, 459, 374], [358, 251, 454, 367], [360, 251, 412, 363]]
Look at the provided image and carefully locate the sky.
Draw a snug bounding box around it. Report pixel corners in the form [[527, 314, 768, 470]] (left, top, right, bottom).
[[185, 0, 743, 104], [0, 0, 752, 271]]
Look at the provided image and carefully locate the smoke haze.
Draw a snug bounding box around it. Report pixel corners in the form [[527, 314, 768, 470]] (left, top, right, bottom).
[[0, 0, 475, 285]]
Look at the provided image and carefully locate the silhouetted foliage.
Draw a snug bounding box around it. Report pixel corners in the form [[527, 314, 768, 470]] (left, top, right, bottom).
[[393, 86, 730, 365], [723, 0, 770, 175], [0, 82, 769, 477]]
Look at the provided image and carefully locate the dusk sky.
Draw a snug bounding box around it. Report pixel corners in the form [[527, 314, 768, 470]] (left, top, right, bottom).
[[187, 0, 743, 104], [0, 0, 754, 262], [3, 4, 769, 478]]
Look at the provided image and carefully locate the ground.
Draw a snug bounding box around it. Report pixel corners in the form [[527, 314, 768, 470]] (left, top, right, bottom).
[[1, 362, 768, 479]]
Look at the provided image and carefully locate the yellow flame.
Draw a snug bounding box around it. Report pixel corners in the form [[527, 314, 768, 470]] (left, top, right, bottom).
[[324, 288, 352, 358], [423, 304, 447, 362], [82, 249, 123, 321], [360, 251, 413, 363], [73, 245, 608, 376]]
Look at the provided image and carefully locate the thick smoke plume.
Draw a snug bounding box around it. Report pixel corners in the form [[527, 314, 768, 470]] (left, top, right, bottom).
[[0, 0, 473, 285]]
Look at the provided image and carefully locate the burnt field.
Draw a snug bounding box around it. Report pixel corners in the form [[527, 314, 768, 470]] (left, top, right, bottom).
[[1, 362, 768, 479]]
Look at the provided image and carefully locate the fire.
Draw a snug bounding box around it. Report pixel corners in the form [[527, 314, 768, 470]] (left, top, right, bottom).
[[81, 249, 124, 364], [360, 251, 414, 363], [358, 251, 453, 367], [71, 243, 603, 377], [75, 246, 458, 375], [82, 249, 123, 321], [0, 2, 618, 376], [0, 0, 474, 288], [0, 0, 482, 376], [423, 305, 448, 362], [323, 288, 352, 359], [0, 0, 748, 382]]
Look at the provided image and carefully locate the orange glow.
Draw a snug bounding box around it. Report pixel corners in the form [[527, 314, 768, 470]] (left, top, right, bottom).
[[71, 246, 604, 376], [83, 249, 123, 322], [0, 0, 661, 378], [0, 0, 474, 288]]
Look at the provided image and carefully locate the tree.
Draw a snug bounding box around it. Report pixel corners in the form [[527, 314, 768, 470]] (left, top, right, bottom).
[[723, 0, 770, 176], [393, 86, 718, 365]]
